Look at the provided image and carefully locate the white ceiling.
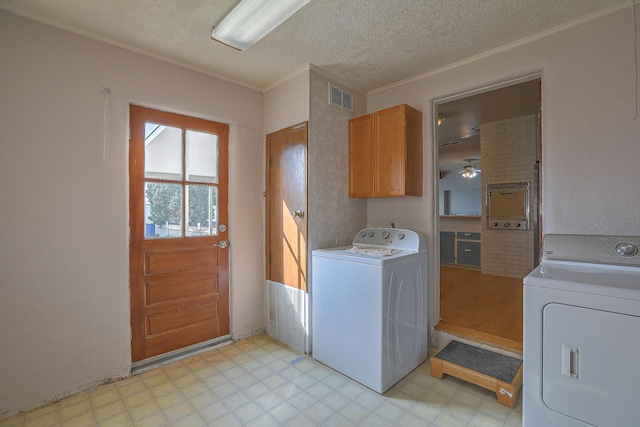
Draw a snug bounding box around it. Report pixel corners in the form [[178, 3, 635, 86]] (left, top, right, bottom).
[[0, 0, 625, 93]]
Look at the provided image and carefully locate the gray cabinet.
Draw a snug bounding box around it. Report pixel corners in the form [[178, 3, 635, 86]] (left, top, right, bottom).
[[457, 232, 480, 241], [440, 231, 455, 264], [457, 241, 481, 267], [440, 231, 481, 268]]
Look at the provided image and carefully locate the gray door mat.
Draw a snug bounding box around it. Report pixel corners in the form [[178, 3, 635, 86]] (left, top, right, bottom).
[[433, 340, 522, 383]]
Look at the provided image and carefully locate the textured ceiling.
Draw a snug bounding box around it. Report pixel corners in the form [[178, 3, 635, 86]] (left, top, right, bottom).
[[438, 79, 540, 171], [0, 0, 626, 92]]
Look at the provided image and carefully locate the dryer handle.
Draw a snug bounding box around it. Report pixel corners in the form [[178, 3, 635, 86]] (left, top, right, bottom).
[[562, 345, 579, 379]]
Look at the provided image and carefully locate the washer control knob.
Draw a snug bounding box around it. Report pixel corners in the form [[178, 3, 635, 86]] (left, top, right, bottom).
[[397, 233, 405, 240], [381, 231, 390, 239], [616, 242, 639, 257], [360, 231, 367, 237], [367, 231, 374, 238]]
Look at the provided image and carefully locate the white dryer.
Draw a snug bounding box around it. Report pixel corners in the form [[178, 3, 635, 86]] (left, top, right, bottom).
[[523, 234, 640, 427], [311, 228, 428, 393]]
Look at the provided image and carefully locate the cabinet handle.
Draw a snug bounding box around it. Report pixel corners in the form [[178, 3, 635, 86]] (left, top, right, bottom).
[[464, 249, 472, 252], [464, 233, 472, 236]]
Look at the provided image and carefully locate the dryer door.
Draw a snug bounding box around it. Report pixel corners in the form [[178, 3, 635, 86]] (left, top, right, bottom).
[[542, 303, 640, 427]]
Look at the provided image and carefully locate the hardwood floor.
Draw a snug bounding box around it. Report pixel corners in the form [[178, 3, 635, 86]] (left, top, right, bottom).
[[436, 266, 523, 354]]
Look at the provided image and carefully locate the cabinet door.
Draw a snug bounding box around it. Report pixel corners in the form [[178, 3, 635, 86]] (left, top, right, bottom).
[[440, 232, 455, 263], [375, 105, 406, 196], [348, 114, 374, 198], [457, 241, 480, 266]]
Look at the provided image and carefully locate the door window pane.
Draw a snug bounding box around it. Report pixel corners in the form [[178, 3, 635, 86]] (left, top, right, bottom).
[[144, 123, 182, 180], [145, 183, 182, 239], [186, 130, 218, 183], [186, 185, 218, 237]]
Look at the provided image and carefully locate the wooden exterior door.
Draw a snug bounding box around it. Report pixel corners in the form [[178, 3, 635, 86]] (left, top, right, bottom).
[[266, 123, 308, 291], [129, 105, 229, 363]]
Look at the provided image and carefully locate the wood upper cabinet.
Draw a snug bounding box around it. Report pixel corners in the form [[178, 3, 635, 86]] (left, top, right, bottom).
[[348, 104, 422, 198]]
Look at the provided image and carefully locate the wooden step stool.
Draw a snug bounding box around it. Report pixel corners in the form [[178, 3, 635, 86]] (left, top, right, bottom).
[[430, 340, 523, 408]]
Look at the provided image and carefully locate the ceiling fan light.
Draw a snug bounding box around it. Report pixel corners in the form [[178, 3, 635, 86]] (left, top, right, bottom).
[[460, 160, 481, 180], [211, 0, 311, 51]]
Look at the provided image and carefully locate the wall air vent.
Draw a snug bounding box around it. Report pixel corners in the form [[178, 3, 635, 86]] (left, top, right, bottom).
[[329, 83, 353, 111]]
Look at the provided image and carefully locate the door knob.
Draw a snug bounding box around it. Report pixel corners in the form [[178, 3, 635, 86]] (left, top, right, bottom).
[[291, 210, 304, 218], [213, 241, 228, 249]]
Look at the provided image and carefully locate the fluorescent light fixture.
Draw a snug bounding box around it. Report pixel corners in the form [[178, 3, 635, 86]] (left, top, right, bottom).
[[211, 0, 311, 51]]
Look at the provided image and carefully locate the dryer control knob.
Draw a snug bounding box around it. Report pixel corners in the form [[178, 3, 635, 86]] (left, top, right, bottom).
[[367, 231, 374, 238], [616, 242, 639, 257], [360, 231, 367, 237], [381, 231, 390, 239], [397, 233, 405, 240]]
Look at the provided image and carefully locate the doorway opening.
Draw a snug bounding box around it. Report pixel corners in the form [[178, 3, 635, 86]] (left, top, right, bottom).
[[433, 77, 542, 354]]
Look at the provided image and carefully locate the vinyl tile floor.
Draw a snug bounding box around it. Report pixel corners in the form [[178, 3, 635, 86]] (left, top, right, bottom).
[[0, 334, 522, 427]]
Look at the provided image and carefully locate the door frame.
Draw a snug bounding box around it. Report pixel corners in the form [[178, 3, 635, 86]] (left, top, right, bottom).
[[431, 73, 543, 331]]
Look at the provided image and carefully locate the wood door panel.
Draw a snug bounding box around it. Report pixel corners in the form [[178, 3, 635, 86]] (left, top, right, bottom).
[[147, 303, 217, 335], [145, 295, 216, 318], [145, 247, 218, 274], [144, 319, 220, 357], [348, 114, 374, 198], [146, 274, 218, 305], [375, 106, 406, 196]]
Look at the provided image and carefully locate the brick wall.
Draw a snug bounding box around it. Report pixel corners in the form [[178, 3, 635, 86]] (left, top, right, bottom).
[[481, 114, 538, 278]]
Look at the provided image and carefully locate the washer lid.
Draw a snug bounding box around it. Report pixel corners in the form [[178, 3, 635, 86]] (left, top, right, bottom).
[[312, 246, 423, 265]]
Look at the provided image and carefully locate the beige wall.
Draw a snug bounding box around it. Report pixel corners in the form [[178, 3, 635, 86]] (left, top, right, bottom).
[[262, 68, 367, 353], [366, 4, 640, 336], [263, 69, 310, 135], [0, 10, 264, 417], [481, 114, 538, 278], [307, 68, 368, 253]]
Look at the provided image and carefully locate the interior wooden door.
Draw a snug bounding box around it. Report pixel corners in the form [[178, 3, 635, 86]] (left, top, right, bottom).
[[266, 122, 308, 291], [129, 105, 229, 362]]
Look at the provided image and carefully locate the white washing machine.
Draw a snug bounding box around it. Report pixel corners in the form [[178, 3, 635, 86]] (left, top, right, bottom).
[[311, 227, 428, 393], [523, 234, 640, 427]]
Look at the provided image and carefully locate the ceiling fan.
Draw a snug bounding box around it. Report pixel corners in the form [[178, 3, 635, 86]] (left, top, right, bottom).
[[459, 159, 481, 179]]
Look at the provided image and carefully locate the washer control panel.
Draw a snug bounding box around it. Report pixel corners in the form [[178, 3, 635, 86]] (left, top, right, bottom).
[[353, 228, 425, 252]]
